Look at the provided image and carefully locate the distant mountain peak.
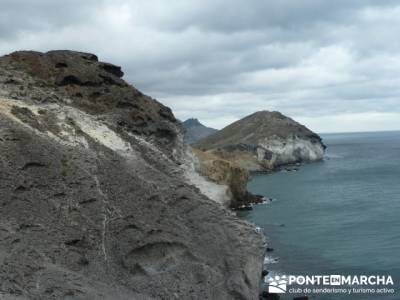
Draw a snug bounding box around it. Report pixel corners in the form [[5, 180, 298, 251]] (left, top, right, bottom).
[[183, 118, 201, 127], [182, 118, 217, 144]]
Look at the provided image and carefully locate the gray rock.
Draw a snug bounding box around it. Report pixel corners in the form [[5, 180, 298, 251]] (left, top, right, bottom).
[[0, 51, 264, 300]]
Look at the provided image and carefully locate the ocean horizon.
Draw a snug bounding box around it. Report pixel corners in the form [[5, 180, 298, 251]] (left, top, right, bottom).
[[318, 129, 400, 135]]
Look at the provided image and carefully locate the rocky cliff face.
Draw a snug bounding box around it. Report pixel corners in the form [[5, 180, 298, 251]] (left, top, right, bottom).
[[182, 118, 217, 144], [191, 149, 261, 208], [196, 111, 326, 170], [0, 51, 265, 300], [256, 134, 325, 168]]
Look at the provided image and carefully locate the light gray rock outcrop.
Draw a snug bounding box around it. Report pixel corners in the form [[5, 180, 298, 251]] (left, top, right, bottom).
[[256, 134, 325, 167]]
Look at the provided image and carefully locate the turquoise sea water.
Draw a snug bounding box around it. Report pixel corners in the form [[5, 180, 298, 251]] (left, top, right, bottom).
[[241, 131, 400, 299]]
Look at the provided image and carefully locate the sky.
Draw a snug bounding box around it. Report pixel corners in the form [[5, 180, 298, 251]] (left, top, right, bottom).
[[1, 0, 400, 133]]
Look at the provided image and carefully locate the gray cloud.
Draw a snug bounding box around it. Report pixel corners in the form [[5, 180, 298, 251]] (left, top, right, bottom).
[[1, 0, 400, 132], [0, 0, 99, 39]]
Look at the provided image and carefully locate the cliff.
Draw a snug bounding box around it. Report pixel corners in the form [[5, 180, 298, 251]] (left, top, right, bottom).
[[196, 111, 325, 170], [0, 51, 265, 300], [191, 149, 262, 208], [192, 111, 325, 207], [182, 118, 217, 144]]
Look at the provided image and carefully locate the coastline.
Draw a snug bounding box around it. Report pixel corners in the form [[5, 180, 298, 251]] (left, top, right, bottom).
[[189, 142, 326, 297], [238, 173, 280, 299], [238, 160, 326, 299]]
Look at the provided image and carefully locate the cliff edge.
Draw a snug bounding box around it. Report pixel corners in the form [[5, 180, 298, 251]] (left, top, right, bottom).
[[0, 51, 265, 300]]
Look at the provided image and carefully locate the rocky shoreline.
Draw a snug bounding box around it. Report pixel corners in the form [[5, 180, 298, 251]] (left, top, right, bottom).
[[187, 151, 324, 299]]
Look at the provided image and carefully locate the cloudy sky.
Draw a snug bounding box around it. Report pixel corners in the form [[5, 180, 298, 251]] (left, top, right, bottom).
[[1, 0, 400, 133]]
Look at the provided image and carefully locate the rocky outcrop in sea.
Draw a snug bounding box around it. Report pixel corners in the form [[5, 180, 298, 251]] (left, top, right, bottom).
[[0, 50, 265, 300]]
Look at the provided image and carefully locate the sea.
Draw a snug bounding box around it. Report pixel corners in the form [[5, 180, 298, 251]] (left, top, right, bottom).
[[239, 131, 400, 300]]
